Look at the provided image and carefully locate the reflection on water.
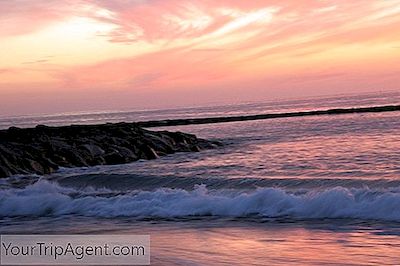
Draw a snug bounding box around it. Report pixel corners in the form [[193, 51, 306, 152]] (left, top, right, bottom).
[[149, 223, 400, 266], [54, 110, 400, 181], [1, 92, 400, 265], [1, 217, 400, 266]]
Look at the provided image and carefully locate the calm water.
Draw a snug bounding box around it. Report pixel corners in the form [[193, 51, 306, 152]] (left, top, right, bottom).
[[1, 92, 400, 265]]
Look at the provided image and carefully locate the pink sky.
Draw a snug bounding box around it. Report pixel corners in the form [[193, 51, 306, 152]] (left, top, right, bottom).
[[0, 0, 399, 115]]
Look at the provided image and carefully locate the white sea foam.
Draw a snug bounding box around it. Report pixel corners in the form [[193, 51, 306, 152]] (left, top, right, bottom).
[[1, 180, 400, 221]]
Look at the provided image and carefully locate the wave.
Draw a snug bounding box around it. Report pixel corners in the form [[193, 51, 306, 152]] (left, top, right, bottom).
[[49, 173, 400, 191], [1, 180, 400, 221]]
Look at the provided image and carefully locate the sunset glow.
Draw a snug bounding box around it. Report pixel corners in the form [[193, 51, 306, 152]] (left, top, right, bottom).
[[1, 0, 399, 115]]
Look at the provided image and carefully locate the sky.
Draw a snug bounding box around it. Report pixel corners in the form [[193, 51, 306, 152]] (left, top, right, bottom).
[[0, 0, 399, 116]]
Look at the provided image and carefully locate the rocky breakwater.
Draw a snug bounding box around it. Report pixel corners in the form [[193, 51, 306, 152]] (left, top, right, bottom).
[[0, 123, 221, 178]]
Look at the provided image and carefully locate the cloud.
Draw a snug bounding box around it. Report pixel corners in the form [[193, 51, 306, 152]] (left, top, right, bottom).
[[83, 0, 283, 43], [1, 0, 400, 116], [0, 0, 75, 36], [9, 0, 397, 92], [127, 72, 165, 89], [21, 59, 50, 65], [0, 68, 13, 75]]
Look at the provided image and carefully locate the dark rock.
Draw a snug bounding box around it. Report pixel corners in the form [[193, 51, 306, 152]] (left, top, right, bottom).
[[141, 145, 159, 160], [0, 122, 221, 178], [0, 165, 12, 177], [103, 151, 126, 165], [25, 159, 45, 175], [81, 144, 105, 157], [135, 105, 400, 128], [112, 146, 138, 161]]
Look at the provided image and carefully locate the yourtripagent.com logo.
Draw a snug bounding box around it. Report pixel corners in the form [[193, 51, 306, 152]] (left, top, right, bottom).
[[0, 235, 150, 265]]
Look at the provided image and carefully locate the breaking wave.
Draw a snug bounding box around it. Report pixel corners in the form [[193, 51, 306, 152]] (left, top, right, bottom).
[[1, 180, 400, 221]]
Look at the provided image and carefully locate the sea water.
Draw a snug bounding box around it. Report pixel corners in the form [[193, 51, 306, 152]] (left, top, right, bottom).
[[1, 92, 400, 265]]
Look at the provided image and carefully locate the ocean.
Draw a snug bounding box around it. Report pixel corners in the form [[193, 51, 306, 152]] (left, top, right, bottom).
[[1, 91, 400, 265]]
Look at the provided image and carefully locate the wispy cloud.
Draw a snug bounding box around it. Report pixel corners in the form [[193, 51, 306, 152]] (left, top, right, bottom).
[[21, 59, 50, 65], [0, 0, 400, 115]]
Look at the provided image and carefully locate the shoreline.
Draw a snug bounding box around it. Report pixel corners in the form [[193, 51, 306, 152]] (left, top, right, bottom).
[[136, 104, 400, 127]]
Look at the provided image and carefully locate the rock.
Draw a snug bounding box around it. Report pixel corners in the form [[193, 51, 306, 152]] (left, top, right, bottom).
[[141, 145, 159, 160], [112, 146, 138, 161], [0, 122, 221, 178], [82, 144, 105, 157], [135, 105, 400, 128], [103, 151, 126, 165], [191, 145, 201, 152], [25, 159, 45, 175], [0, 165, 12, 177]]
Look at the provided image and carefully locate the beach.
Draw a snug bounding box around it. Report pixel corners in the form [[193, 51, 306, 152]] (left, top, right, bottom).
[[1, 92, 400, 265], [2, 0, 400, 264]]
